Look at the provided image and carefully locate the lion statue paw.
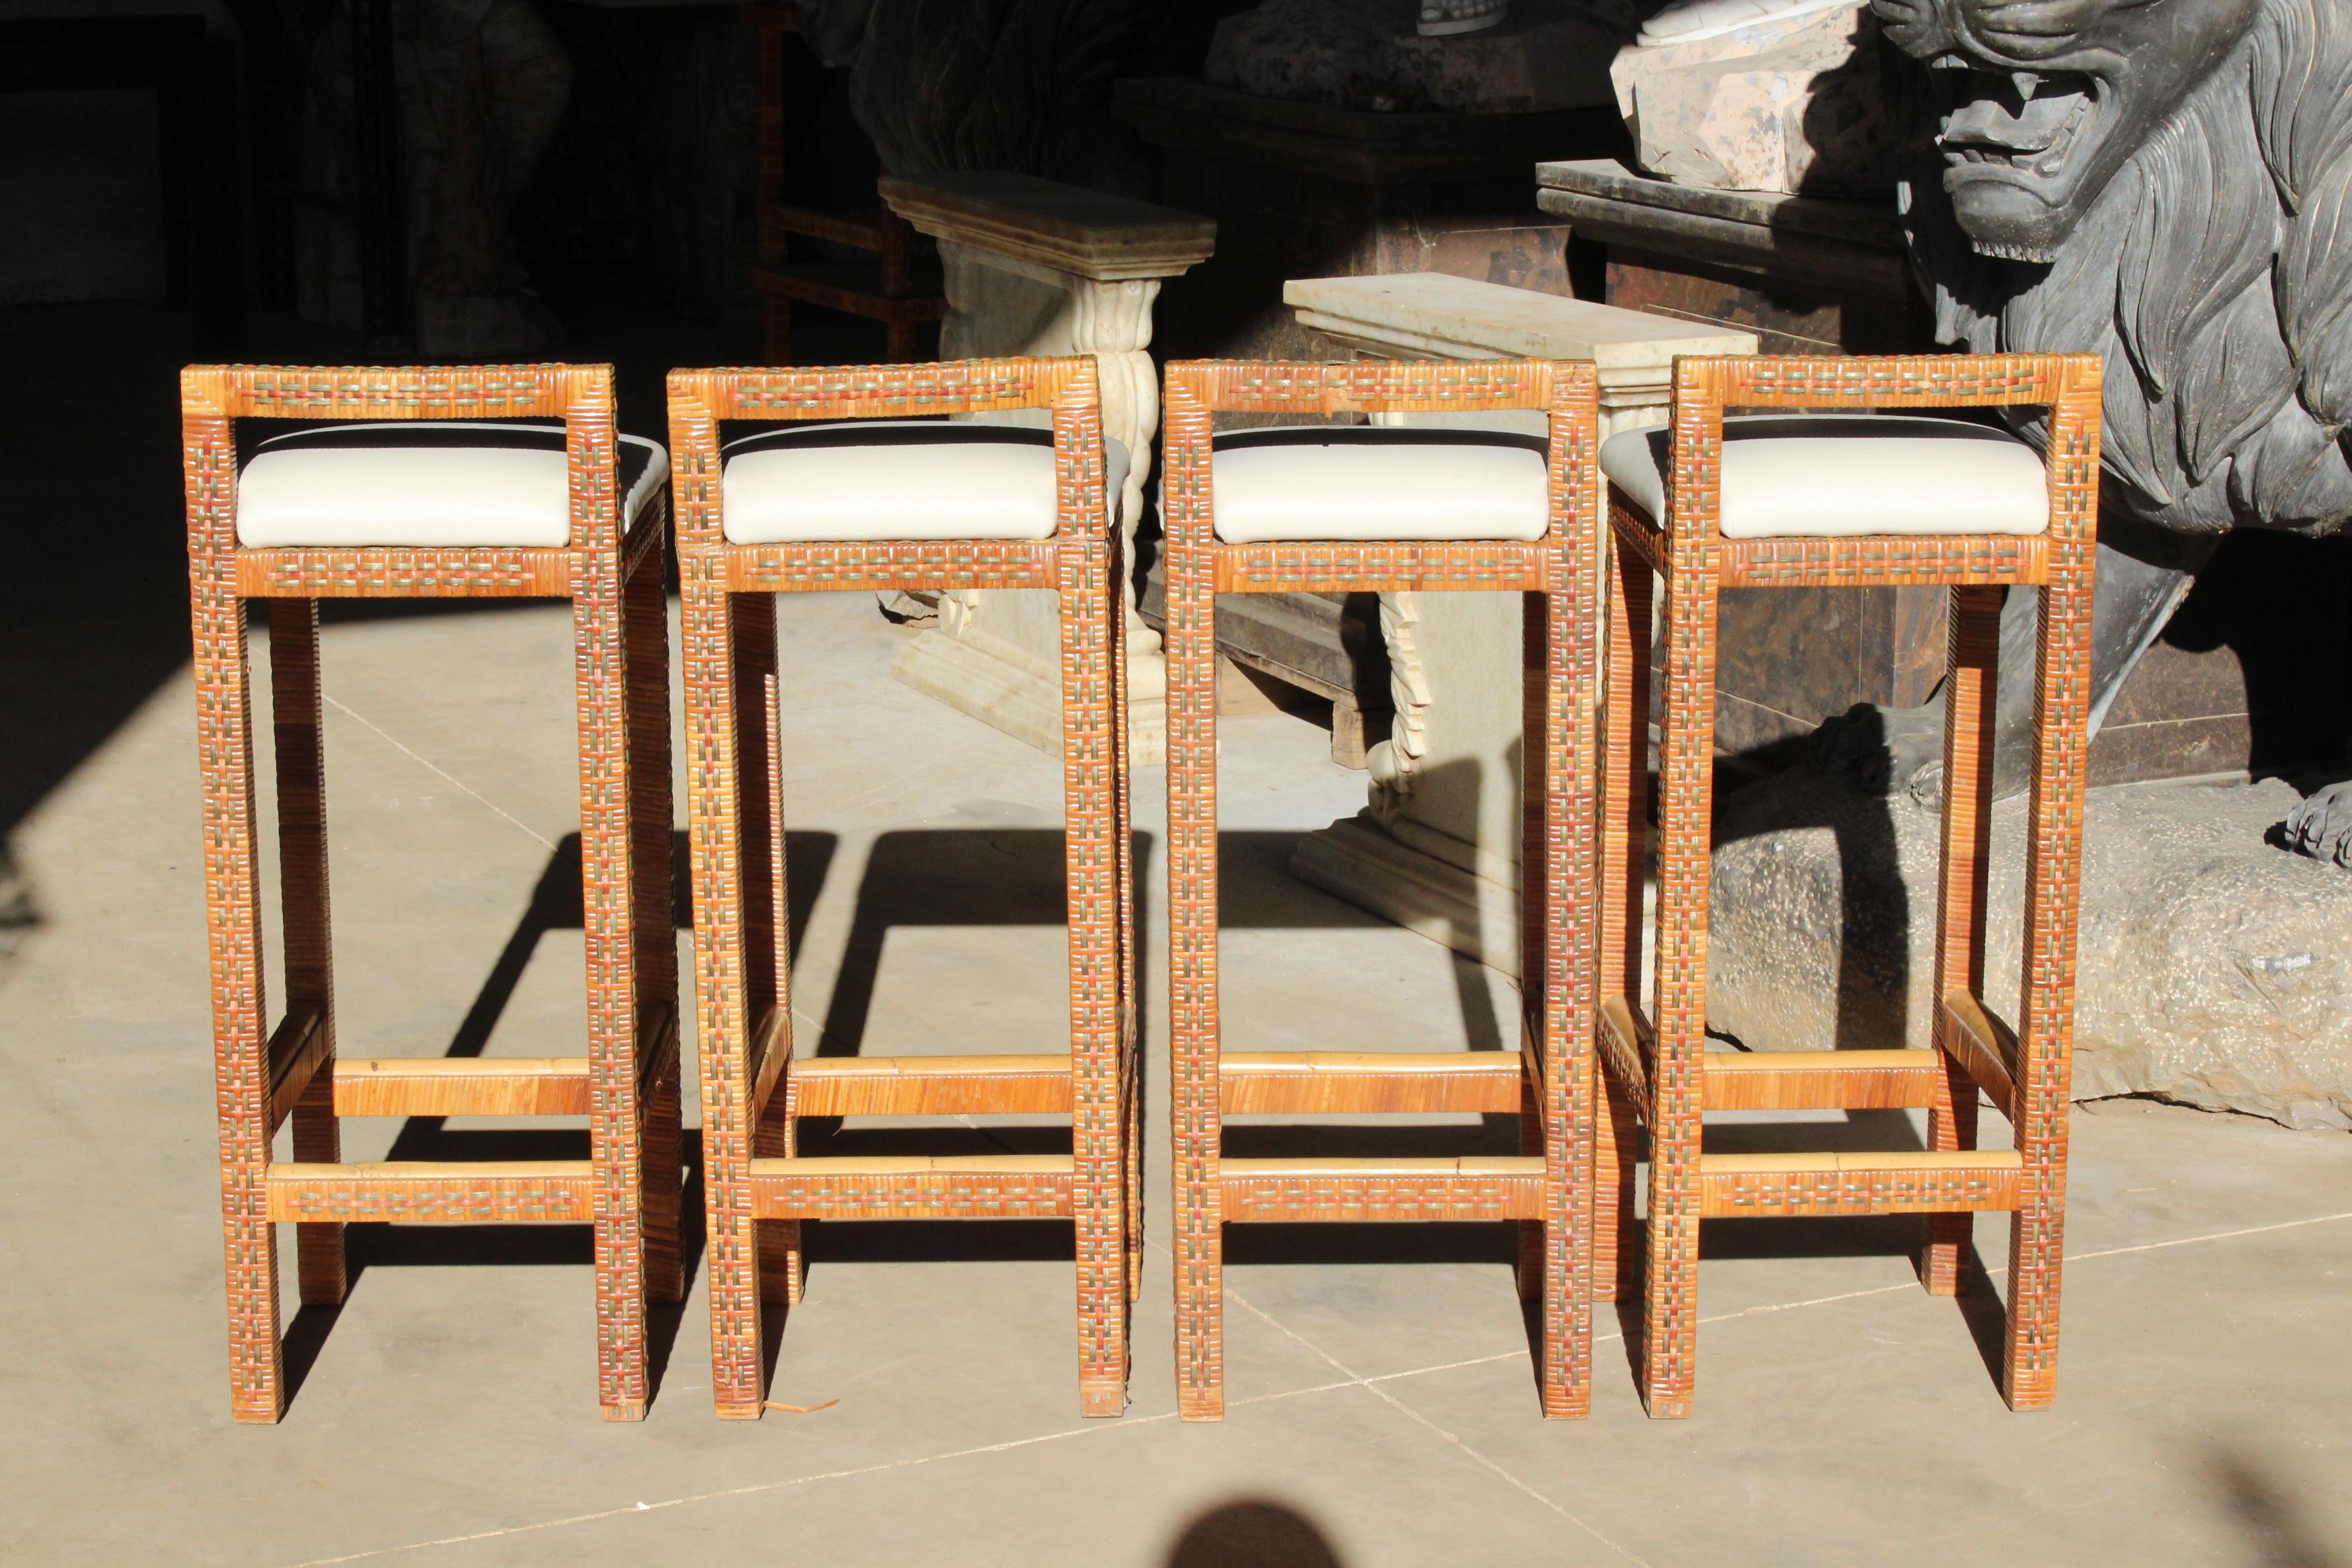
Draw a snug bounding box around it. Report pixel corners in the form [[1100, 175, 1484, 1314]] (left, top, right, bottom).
[[2285, 781, 2352, 869]]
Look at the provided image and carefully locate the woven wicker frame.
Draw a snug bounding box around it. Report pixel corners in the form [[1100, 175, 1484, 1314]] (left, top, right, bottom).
[[1599, 353, 2103, 1418], [1162, 358, 1604, 1421], [181, 363, 682, 1423], [670, 356, 1135, 1420]]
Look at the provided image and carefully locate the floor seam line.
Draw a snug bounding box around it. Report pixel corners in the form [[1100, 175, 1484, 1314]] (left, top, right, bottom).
[[279, 1206, 2352, 1563], [321, 693, 555, 851], [276, 1414, 1175, 1567], [1217, 1280, 1654, 1567]]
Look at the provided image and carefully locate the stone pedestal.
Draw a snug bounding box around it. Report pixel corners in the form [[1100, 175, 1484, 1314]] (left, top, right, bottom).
[[877, 173, 1215, 766], [1281, 272, 1755, 975]]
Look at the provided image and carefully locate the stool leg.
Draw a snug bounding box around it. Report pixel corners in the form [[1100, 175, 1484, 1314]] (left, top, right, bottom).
[[686, 576, 778, 1417], [1925, 585, 2000, 1296], [270, 599, 347, 1309], [2008, 532, 2095, 1408], [1517, 590, 1547, 1305], [575, 552, 649, 1421], [1124, 1051, 1145, 1307], [1644, 538, 1718, 1420], [756, 668, 804, 1308], [1062, 526, 1128, 1418], [1595, 1062, 1642, 1303], [1601, 531, 1653, 1019], [1165, 420, 1222, 1422], [1516, 1067, 1544, 1301], [1112, 589, 1144, 1311], [1598, 531, 1654, 1311], [190, 483, 282, 1421], [1531, 578, 1597, 1421], [625, 540, 685, 1307], [755, 1105, 802, 1307]]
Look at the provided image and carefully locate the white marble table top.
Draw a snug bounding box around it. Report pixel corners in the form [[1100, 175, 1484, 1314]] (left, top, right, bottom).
[[879, 172, 1215, 283], [1283, 272, 1757, 380]]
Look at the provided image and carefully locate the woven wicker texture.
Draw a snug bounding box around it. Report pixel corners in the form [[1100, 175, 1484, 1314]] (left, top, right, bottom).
[[1599, 353, 2102, 1418], [669, 357, 1135, 1420], [1162, 359, 1603, 1422], [182, 363, 682, 1424]]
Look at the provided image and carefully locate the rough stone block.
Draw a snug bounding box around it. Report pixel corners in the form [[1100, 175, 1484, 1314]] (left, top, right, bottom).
[[1610, 0, 1892, 195], [1706, 771, 2352, 1131]]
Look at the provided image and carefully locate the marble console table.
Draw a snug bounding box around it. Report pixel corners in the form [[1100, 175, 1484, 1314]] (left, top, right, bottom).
[[880, 172, 1216, 766], [1286, 272, 1752, 975]]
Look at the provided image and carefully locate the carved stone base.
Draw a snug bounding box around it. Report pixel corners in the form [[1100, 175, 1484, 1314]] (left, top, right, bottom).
[[1290, 810, 1521, 977], [891, 621, 1169, 768], [873, 175, 1207, 776]]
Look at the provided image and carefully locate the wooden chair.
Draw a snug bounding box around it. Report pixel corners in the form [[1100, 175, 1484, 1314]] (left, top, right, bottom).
[[1161, 359, 1604, 1421], [1596, 353, 2103, 1416], [670, 356, 1136, 1418], [181, 363, 681, 1422], [745, 4, 943, 363]]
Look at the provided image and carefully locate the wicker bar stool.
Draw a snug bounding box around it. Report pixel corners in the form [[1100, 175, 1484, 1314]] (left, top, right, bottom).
[[1595, 352, 2103, 1417], [181, 363, 681, 1422], [670, 357, 1136, 1419], [1162, 359, 1603, 1421]]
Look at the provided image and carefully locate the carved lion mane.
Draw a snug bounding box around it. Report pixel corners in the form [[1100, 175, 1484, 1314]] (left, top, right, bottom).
[[1894, 0, 2352, 536]]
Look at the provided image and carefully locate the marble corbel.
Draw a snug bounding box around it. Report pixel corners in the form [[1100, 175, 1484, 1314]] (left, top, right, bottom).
[[879, 172, 1215, 766], [1284, 272, 1753, 975]]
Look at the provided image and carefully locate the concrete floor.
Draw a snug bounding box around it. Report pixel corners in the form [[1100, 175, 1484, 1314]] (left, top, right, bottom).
[[4, 301, 2351, 1567]]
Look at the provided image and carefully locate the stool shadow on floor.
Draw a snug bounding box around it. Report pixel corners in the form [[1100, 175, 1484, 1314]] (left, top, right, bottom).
[[2204, 1441, 2351, 1568], [1599, 747, 1947, 1401], [1164, 1499, 1345, 1568], [1224, 781, 1526, 1269], [789, 826, 1158, 1273], [1598, 751, 1980, 1390], [795, 826, 1525, 1280], [1712, 743, 1916, 1062], [280, 828, 837, 1409]]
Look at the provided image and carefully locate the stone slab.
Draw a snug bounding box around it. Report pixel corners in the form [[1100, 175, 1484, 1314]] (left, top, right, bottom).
[[1707, 770, 2352, 1130], [1116, 76, 1627, 187], [879, 172, 1215, 283], [1597, 243, 1925, 354], [1537, 154, 1901, 245], [1283, 269, 1755, 377]]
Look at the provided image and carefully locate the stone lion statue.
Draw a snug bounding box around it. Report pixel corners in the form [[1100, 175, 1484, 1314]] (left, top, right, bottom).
[[792, 0, 1162, 192], [1816, 0, 2352, 860]]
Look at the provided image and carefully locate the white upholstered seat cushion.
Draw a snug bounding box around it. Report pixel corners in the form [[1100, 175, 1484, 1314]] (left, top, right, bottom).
[[236, 422, 668, 549], [1209, 426, 1550, 544], [718, 421, 1130, 544], [1599, 414, 2048, 539]]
